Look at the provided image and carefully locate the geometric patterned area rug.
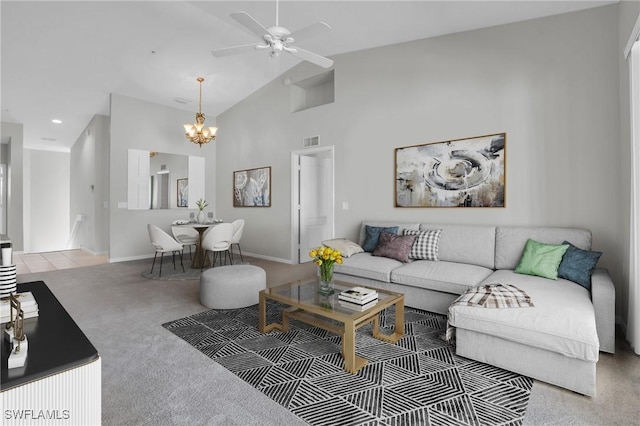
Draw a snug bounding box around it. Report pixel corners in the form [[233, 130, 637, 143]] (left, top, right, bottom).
[[163, 303, 533, 425]]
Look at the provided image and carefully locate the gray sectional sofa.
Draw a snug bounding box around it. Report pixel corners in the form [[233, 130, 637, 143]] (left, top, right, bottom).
[[333, 221, 615, 396]]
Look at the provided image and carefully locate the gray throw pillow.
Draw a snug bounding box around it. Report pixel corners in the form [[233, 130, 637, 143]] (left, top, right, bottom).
[[403, 229, 442, 261]]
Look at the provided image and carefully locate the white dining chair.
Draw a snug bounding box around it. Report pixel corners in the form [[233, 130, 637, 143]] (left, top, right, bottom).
[[230, 219, 245, 263], [201, 223, 234, 270], [171, 225, 199, 259], [148, 224, 185, 277]]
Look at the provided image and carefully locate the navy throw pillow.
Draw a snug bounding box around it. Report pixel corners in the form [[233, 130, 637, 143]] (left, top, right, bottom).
[[557, 241, 602, 290], [363, 226, 399, 252]]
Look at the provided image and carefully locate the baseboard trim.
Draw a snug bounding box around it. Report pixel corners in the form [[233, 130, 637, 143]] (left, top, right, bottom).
[[238, 251, 293, 265]]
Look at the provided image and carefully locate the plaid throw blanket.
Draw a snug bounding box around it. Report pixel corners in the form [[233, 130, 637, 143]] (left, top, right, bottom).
[[445, 283, 534, 343]]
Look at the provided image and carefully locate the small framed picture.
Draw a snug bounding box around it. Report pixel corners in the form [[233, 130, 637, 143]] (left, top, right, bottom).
[[177, 178, 188, 207]]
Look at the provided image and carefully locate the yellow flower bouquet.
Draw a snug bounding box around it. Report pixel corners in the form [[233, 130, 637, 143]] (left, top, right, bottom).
[[309, 246, 343, 286]]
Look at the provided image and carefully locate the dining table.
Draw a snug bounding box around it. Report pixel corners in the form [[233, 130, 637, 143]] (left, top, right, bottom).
[[176, 223, 218, 269]]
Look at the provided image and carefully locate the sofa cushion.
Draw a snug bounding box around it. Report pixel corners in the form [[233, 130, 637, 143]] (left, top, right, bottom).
[[403, 229, 442, 261], [448, 269, 599, 362], [495, 226, 592, 270], [373, 232, 416, 263], [333, 252, 402, 283], [514, 239, 569, 280], [391, 260, 494, 295], [420, 224, 496, 269], [322, 238, 364, 258], [557, 241, 602, 290], [358, 222, 420, 248], [362, 225, 399, 252]]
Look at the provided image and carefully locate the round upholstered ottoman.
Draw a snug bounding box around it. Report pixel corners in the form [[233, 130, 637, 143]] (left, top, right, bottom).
[[199, 264, 266, 309]]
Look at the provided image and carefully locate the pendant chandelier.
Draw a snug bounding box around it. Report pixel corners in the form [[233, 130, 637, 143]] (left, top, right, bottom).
[[183, 77, 218, 147]]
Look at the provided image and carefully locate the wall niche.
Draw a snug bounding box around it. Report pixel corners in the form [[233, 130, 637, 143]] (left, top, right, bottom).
[[290, 70, 335, 112]]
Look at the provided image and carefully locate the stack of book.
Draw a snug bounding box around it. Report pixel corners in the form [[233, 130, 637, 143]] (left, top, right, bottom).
[[1, 291, 38, 323], [338, 287, 378, 311]]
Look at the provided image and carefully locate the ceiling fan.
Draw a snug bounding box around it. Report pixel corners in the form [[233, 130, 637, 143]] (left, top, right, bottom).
[[211, 0, 334, 69]]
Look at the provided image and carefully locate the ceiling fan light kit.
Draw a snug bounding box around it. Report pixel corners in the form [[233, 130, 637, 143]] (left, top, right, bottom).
[[211, 0, 334, 69], [183, 77, 218, 148]]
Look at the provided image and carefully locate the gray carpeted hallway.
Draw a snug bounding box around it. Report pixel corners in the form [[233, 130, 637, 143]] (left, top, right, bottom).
[[15, 257, 640, 425]]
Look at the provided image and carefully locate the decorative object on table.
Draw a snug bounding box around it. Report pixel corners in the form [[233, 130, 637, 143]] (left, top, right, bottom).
[[195, 198, 208, 224], [309, 246, 343, 295], [163, 304, 533, 426], [0, 264, 17, 298], [183, 77, 218, 147], [2, 246, 12, 266], [395, 132, 506, 207], [189, 212, 195, 222], [233, 166, 271, 207], [4, 293, 28, 369], [338, 286, 378, 305], [211, 0, 334, 69], [207, 212, 214, 223], [1, 291, 38, 323], [177, 178, 188, 207]]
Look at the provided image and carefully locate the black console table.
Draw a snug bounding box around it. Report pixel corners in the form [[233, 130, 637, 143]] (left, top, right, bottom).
[[1, 281, 101, 424]]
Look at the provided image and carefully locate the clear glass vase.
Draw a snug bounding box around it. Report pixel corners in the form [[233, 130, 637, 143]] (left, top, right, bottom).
[[318, 265, 335, 295]]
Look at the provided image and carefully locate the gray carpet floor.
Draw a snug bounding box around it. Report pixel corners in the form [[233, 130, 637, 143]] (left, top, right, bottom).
[[15, 257, 640, 426]]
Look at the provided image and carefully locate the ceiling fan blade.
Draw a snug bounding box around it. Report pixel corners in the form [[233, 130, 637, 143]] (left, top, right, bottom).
[[231, 11, 271, 39], [289, 22, 331, 42], [211, 43, 261, 58], [289, 47, 334, 69]]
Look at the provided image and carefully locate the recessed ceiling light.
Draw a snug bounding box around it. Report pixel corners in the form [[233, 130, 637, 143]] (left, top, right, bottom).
[[51, 119, 62, 124]]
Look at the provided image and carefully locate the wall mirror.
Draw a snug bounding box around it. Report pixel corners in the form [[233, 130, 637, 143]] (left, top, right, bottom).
[[127, 149, 205, 210]]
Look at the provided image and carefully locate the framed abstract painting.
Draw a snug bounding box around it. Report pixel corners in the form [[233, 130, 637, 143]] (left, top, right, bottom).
[[395, 133, 506, 207], [233, 166, 271, 207]]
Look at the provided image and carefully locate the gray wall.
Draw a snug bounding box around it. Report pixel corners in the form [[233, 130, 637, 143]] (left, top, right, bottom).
[[70, 114, 110, 255], [217, 6, 624, 301], [0, 122, 24, 251], [109, 94, 217, 261]]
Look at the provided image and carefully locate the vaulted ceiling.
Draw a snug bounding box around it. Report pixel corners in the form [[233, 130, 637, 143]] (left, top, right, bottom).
[[1, 1, 615, 151]]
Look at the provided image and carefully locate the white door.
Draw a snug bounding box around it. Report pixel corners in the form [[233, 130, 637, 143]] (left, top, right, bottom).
[[298, 152, 334, 263]]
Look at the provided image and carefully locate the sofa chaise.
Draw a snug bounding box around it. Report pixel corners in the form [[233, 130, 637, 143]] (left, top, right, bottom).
[[332, 221, 615, 396]]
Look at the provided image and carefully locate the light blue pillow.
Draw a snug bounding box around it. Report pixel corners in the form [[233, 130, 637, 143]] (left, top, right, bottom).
[[363, 226, 398, 252]]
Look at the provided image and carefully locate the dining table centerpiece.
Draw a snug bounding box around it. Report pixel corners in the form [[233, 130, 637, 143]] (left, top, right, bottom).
[[195, 198, 208, 224], [309, 246, 343, 296]]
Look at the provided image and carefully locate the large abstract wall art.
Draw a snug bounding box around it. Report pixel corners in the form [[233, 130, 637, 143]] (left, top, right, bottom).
[[233, 166, 271, 207], [395, 133, 506, 207]]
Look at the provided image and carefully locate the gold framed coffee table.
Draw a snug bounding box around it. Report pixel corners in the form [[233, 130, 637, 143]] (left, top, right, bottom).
[[259, 278, 404, 374]]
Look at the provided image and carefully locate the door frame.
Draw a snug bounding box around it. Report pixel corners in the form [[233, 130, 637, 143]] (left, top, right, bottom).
[[290, 146, 335, 264]]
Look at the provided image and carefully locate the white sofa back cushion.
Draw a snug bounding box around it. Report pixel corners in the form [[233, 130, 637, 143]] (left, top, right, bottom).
[[495, 226, 592, 270], [420, 224, 496, 269]]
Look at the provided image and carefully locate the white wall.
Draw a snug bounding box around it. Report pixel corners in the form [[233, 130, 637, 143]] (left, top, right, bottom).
[[109, 94, 217, 261], [25, 149, 70, 252], [0, 122, 24, 251], [217, 6, 623, 295], [618, 1, 640, 330]]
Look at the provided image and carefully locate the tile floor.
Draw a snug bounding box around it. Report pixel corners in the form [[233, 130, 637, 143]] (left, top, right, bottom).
[[14, 250, 108, 275]]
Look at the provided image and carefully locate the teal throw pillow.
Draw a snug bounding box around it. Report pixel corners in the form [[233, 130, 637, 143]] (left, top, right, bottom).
[[363, 226, 399, 252], [515, 239, 569, 280], [557, 241, 602, 290]]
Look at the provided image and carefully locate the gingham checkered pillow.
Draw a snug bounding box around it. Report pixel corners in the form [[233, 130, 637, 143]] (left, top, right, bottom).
[[403, 229, 442, 261]]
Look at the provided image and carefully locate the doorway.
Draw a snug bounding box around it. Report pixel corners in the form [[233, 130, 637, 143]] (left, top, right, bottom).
[[291, 146, 335, 263]]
